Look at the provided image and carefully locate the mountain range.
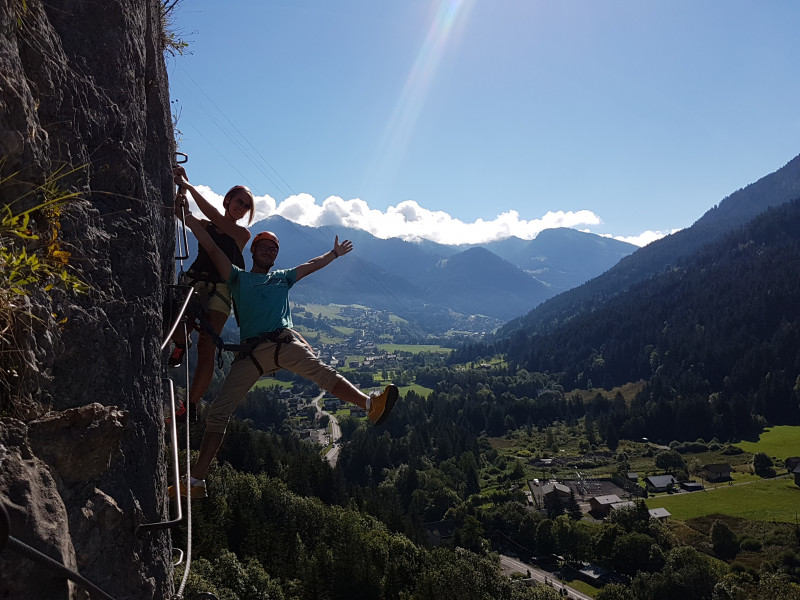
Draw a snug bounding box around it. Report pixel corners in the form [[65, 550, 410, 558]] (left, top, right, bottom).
[[201, 219, 636, 327]]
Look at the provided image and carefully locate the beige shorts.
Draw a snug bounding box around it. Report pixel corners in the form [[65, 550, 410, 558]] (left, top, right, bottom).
[[180, 274, 233, 316], [205, 334, 344, 434]]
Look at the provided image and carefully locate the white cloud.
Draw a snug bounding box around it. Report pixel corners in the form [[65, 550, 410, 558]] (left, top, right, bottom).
[[602, 229, 681, 247], [185, 185, 665, 247], [271, 197, 606, 245]]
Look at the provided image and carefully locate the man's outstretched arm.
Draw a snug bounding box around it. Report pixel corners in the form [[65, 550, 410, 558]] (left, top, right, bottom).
[[295, 236, 353, 282]]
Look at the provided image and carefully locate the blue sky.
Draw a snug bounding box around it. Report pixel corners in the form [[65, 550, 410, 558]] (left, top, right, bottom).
[[167, 0, 800, 246]]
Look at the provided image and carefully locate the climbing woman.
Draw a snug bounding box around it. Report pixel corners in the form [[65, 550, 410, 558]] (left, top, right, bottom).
[[169, 165, 254, 421]]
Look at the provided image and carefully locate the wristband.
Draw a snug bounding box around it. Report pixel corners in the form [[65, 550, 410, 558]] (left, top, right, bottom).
[[332, 249, 339, 258]]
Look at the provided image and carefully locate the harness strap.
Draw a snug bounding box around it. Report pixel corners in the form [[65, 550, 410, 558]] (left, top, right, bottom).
[[186, 304, 229, 369], [190, 312, 307, 377], [236, 329, 292, 376]]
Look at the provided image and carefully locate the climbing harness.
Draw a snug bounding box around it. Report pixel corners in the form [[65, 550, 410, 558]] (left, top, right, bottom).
[[235, 329, 292, 376], [229, 327, 317, 376]]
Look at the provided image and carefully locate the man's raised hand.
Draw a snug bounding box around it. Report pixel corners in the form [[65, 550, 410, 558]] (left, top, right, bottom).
[[334, 236, 353, 258]]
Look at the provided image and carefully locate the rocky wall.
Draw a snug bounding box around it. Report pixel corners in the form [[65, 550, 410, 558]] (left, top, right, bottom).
[[0, 0, 176, 597]]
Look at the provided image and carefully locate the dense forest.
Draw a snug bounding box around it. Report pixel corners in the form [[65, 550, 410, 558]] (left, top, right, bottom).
[[181, 380, 800, 600], [184, 387, 564, 600]]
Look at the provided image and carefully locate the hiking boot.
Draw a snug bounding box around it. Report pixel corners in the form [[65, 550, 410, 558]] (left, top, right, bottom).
[[168, 477, 207, 499], [168, 343, 188, 368], [368, 384, 398, 426]]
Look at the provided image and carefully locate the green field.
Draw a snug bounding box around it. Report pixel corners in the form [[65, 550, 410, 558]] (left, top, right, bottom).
[[252, 378, 292, 390], [735, 425, 800, 459], [646, 476, 800, 522], [399, 383, 433, 397], [294, 302, 350, 320], [331, 325, 356, 336], [291, 327, 345, 345], [378, 343, 451, 354]]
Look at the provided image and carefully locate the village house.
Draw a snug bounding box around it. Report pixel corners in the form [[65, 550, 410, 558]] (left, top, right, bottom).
[[680, 480, 704, 492], [323, 398, 341, 411], [299, 404, 317, 420], [785, 457, 800, 473], [299, 429, 325, 444], [648, 508, 671, 521], [542, 481, 572, 505], [645, 474, 677, 493], [281, 396, 300, 409], [609, 501, 636, 514], [425, 520, 457, 547], [702, 463, 732, 482], [576, 564, 608, 587], [589, 494, 624, 518]]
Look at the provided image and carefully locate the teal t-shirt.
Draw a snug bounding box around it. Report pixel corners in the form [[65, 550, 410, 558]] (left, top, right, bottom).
[[227, 265, 297, 341]]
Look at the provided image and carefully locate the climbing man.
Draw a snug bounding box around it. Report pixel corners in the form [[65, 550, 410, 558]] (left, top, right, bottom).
[[170, 195, 398, 498]]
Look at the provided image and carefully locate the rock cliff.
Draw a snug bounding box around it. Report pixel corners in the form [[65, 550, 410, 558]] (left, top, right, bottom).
[[0, 0, 176, 597]]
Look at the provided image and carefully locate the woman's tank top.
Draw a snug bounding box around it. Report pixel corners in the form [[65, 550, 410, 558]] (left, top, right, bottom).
[[187, 222, 245, 283]]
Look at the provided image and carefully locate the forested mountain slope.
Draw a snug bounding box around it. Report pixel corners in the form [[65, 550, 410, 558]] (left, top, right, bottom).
[[479, 198, 800, 441], [497, 152, 800, 338]]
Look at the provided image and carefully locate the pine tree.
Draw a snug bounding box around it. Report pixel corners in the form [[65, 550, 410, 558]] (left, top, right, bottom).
[[567, 490, 583, 521]]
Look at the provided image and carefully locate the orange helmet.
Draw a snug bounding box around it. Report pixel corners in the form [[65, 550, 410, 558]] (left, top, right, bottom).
[[251, 231, 279, 251]]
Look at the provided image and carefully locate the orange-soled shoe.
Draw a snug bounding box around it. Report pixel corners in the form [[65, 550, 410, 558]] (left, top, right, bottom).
[[168, 478, 207, 499], [368, 385, 398, 426]]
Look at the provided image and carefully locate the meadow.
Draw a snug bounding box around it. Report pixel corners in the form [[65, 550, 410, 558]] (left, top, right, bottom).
[[252, 378, 292, 390], [643, 426, 800, 522], [646, 475, 800, 522], [398, 383, 433, 397], [735, 425, 800, 460], [378, 343, 451, 354]]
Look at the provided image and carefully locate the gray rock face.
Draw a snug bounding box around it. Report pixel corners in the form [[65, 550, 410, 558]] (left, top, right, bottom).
[[0, 0, 176, 598], [29, 404, 129, 486], [0, 418, 78, 599]]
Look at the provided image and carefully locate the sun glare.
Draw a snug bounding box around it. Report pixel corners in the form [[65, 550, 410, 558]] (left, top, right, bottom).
[[364, 0, 474, 199]]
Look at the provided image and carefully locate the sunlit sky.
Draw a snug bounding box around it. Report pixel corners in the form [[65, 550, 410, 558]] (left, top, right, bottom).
[[167, 1, 800, 247]]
